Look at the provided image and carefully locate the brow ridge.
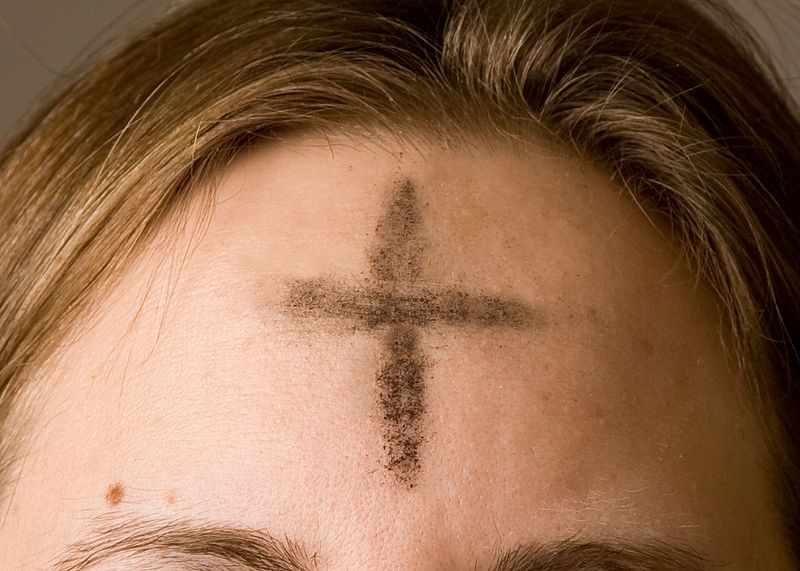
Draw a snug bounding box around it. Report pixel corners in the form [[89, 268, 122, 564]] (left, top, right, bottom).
[[489, 536, 714, 571], [52, 513, 317, 571], [53, 513, 713, 571]]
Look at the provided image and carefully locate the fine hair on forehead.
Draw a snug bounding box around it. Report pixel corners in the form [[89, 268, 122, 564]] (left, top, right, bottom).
[[0, 0, 799, 562]]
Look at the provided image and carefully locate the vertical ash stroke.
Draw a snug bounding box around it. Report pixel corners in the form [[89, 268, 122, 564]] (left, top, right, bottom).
[[368, 178, 424, 284], [369, 179, 428, 487], [377, 325, 426, 486]]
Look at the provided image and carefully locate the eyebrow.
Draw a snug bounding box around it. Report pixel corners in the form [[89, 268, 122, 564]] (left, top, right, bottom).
[[52, 514, 316, 571], [53, 514, 712, 571], [488, 538, 711, 571]]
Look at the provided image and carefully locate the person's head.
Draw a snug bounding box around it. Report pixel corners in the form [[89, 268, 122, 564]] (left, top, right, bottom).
[[1, 0, 799, 568]]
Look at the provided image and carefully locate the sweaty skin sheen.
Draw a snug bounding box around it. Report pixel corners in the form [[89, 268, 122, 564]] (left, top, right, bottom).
[[0, 133, 793, 569]]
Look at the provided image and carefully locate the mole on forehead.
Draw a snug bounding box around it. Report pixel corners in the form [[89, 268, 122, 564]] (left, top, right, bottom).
[[104, 482, 125, 507], [281, 177, 535, 488]]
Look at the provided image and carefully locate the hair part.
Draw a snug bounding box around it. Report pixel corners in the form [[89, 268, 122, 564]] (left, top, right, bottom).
[[1, 0, 799, 561]]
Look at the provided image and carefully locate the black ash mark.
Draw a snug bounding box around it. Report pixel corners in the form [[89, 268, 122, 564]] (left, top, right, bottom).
[[282, 178, 535, 488], [368, 178, 423, 284], [378, 325, 426, 484], [286, 281, 534, 329]]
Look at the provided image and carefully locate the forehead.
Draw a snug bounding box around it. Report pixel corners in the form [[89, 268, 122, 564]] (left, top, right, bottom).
[[1, 134, 781, 567]]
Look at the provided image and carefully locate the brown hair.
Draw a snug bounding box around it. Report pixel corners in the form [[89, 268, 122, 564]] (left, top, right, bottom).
[[1, 0, 799, 561]]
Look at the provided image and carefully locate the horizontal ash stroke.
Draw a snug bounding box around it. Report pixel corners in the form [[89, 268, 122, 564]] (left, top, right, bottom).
[[285, 278, 536, 330]]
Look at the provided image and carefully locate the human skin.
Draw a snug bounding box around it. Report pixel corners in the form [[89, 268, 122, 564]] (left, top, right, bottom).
[[0, 132, 794, 569]]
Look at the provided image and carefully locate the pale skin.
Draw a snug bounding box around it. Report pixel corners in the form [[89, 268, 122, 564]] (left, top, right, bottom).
[[0, 133, 794, 569]]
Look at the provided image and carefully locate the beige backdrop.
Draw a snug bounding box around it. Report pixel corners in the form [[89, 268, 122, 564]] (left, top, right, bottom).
[[1, 0, 798, 145]]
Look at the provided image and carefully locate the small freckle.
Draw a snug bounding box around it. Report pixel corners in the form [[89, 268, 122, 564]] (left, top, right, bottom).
[[105, 482, 125, 507], [165, 490, 180, 506]]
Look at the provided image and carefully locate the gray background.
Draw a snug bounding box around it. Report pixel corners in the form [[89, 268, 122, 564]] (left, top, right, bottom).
[[1, 0, 799, 146]]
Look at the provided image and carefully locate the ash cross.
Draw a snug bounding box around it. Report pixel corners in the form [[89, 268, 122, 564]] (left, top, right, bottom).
[[284, 178, 534, 488]]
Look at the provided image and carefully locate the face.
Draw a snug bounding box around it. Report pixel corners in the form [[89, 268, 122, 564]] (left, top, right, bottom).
[[0, 133, 792, 569]]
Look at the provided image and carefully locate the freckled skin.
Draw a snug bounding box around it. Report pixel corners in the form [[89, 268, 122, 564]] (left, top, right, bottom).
[[165, 490, 179, 506]]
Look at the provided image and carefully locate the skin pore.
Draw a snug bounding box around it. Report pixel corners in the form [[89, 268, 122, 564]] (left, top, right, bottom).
[[0, 132, 793, 569]]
